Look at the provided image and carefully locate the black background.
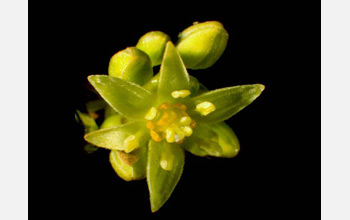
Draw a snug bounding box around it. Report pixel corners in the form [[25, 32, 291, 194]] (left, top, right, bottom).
[[31, 1, 320, 219]]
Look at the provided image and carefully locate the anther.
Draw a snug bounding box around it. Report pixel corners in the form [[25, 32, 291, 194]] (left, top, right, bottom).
[[180, 116, 191, 126], [174, 128, 185, 143], [171, 90, 191, 99], [144, 107, 157, 120], [160, 145, 174, 171], [195, 101, 216, 116], [181, 126, 193, 137], [166, 128, 175, 143], [124, 135, 139, 153]]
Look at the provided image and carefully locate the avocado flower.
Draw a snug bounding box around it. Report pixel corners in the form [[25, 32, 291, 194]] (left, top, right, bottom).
[[81, 21, 264, 212]]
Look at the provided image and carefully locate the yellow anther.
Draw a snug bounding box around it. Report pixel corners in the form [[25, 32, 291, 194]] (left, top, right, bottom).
[[150, 130, 162, 142], [195, 101, 216, 116], [171, 90, 191, 98], [144, 107, 157, 120], [123, 135, 139, 153], [180, 116, 191, 126], [174, 128, 185, 143], [160, 145, 175, 171], [166, 128, 175, 143], [182, 126, 193, 137]]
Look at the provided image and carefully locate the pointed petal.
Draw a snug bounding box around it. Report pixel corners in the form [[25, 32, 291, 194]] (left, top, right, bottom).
[[84, 122, 148, 150], [147, 140, 185, 212], [182, 122, 239, 158], [88, 75, 155, 119], [158, 42, 190, 102], [186, 84, 264, 123]]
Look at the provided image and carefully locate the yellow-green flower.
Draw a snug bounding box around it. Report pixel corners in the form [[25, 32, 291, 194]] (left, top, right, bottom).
[[81, 21, 264, 212]]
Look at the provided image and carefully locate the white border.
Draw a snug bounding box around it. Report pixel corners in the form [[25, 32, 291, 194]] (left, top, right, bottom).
[[321, 0, 350, 219], [0, 0, 28, 219]]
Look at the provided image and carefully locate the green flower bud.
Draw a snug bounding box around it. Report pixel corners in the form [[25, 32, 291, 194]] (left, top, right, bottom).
[[176, 21, 229, 69], [136, 31, 170, 66], [108, 47, 153, 85]]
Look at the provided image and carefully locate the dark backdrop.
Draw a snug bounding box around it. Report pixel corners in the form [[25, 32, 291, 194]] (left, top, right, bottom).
[[31, 1, 320, 219]]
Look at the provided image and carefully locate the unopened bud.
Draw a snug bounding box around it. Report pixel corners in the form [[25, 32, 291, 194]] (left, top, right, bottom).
[[136, 31, 171, 66], [108, 47, 153, 85], [176, 21, 228, 69]]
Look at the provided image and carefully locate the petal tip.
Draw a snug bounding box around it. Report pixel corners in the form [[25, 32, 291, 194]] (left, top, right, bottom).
[[258, 84, 265, 92]]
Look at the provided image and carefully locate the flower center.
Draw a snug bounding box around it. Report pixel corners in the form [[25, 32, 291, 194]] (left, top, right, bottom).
[[145, 102, 196, 144]]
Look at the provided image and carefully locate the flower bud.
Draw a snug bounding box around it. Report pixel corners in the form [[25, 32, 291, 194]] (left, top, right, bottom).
[[108, 47, 153, 85], [136, 31, 170, 66], [176, 21, 228, 69]]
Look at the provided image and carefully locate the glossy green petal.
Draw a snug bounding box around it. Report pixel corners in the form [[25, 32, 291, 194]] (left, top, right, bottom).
[[182, 124, 222, 157], [147, 140, 185, 212], [110, 146, 147, 181], [84, 122, 149, 151], [144, 72, 199, 98], [158, 42, 190, 103], [187, 84, 265, 124], [88, 75, 155, 119]]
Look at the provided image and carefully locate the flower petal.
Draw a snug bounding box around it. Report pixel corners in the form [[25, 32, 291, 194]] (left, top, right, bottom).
[[182, 124, 222, 157], [186, 84, 264, 123], [88, 75, 155, 119], [158, 42, 190, 103], [84, 122, 149, 151], [182, 122, 239, 158], [147, 140, 185, 212]]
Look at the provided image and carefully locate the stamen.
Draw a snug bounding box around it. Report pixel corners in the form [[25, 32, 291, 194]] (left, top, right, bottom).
[[144, 107, 157, 120], [166, 128, 175, 143], [182, 126, 193, 137], [171, 90, 191, 98], [123, 135, 139, 153], [180, 116, 191, 126], [160, 145, 174, 171], [174, 128, 185, 143], [195, 101, 216, 116]]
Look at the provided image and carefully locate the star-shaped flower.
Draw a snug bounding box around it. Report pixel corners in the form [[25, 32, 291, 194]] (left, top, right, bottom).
[[84, 40, 264, 212]]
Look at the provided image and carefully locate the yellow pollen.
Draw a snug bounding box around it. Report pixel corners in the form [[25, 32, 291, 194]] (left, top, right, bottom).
[[171, 90, 191, 98], [180, 116, 191, 126], [160, 145, 175, 171], [144, 107, 157, 120], [195, 101, 216, 116], [174, 128, 185, 143], [182, 126, 193, 137], [123, 135, 139, 153], [166, 128, 175, 143], [146, 102, 195, 143]]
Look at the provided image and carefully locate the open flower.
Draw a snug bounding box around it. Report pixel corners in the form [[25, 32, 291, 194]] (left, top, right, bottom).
[[84, 40, 264, 212]]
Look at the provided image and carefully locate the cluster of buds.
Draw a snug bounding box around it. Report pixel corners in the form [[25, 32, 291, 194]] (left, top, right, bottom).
[[76, 21, 264, 212]]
